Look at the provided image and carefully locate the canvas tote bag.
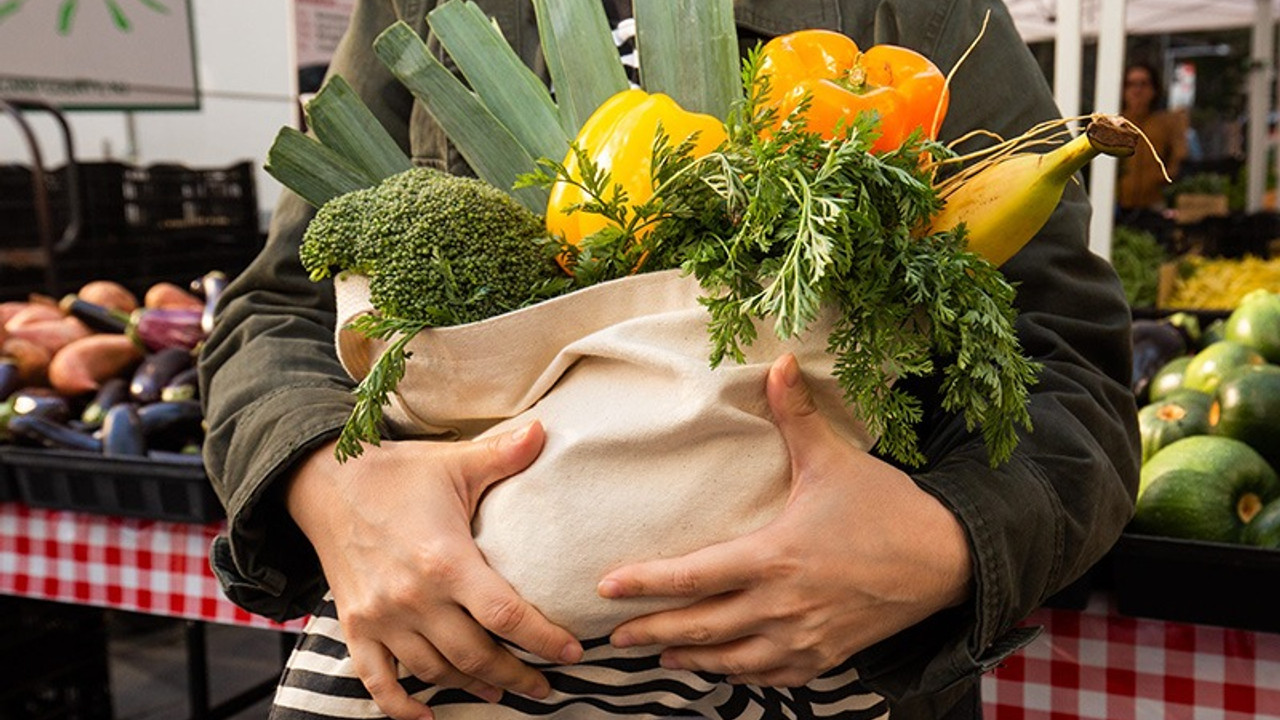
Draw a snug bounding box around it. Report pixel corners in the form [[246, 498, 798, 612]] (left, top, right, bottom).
[[334, 269, 878, 639]]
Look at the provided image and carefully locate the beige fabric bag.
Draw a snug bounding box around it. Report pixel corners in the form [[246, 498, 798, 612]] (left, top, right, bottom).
[[334, 269, 877, 639]]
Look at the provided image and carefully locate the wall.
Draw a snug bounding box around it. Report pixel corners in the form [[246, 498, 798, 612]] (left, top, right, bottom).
[[0, 0, 298, 227]]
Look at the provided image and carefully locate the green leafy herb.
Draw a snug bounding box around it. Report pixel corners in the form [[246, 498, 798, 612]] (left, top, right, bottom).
[[336, 314, 430, 462]]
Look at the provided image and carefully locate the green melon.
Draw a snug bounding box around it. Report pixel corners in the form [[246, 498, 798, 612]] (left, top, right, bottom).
[[1135, 435, 1280, 543], [1147, 356, 1193, 403], [1224, 289, 1280, 363], [1241, 497, 1280, 548], [1208, 363, 1280, 469], [1139, 390, 1212, 464], [1180, 340, 1266, 396]]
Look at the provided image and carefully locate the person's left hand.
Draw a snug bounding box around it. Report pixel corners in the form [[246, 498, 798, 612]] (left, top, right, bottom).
[[597, 353, 974, 687]]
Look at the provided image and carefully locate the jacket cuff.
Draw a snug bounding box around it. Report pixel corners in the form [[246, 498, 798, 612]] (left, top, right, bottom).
[[206, 384, 352, 620]]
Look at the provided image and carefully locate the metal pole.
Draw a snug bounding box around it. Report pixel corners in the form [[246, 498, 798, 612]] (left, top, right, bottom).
[[1247, 0, 1275, 212], [1055, 0, 1084, 123], [1091, 0, 1128, 259]]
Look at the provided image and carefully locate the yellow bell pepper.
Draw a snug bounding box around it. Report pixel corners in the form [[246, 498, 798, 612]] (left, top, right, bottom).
[[546, 89, 728, 247]]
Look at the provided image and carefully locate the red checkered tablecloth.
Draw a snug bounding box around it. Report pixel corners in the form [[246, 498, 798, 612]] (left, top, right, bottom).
[[5, 499, 1280, 716], [982, 594, 1280, 719], [0, 501, 304, 631]]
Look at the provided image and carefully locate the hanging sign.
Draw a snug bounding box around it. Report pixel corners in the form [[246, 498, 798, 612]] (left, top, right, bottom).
[[0, 0, 199, 110], [295, 0, 355, 70]]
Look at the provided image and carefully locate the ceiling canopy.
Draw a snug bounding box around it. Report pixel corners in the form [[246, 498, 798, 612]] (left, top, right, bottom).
[[1006, 0, 1280, 42]]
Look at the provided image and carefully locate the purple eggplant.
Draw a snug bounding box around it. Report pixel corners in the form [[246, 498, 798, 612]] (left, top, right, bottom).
[[0, 359, 21, 401], [160, 366, 200, 402], [7, 414, 103, 453], [81, 377, 130, 427], [128, 307, 206, 352], [1131, 313, 1201, 403], [10, 387, 73, 424], [102, 403, 147, 457], [130, 347, 194, 404]]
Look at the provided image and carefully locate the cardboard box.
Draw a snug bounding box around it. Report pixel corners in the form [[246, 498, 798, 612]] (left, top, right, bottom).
[[1174, 193, 1230, 224]]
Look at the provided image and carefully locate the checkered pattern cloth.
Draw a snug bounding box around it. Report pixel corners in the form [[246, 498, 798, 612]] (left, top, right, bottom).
[[982, 594, 1280, 719], [0, 501, 303, 631], [5, 499, 1279, 717]]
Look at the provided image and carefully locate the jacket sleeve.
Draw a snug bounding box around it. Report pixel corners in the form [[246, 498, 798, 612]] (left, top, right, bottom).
[[198, 0, 423, 621], [846, 0, 1141, 703]]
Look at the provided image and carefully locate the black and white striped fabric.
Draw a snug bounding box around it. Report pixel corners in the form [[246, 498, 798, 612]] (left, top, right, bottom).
[[269, 597, 888, 719]]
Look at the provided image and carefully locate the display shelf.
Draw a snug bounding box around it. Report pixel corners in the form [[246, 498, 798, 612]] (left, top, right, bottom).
[[0, 446, 222, 523], [1110, 531, 1280, 634]]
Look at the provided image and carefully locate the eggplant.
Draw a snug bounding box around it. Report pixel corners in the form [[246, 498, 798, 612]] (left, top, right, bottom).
[[128, 307, 206, 352], [6, 414, 103, 453], [130, 347, 194, 404], [1131, 315, 1200, 403], [160, 366, 200, 402], [10, 387, 73, 423], [81, 377, 130, 427], [102, 403, 146, 457], [60, 296, 130, 334], [0, 359, 22, 401], [137, 400, 204, 449], [192, 271, 228, 335]]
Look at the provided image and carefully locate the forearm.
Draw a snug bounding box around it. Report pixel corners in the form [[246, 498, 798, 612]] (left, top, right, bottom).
[[849, 0, 1140, 700], [199, 0, 422, 618]]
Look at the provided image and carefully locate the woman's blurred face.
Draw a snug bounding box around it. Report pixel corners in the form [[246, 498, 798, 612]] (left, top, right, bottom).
[[1124, 67, 1156, 114]]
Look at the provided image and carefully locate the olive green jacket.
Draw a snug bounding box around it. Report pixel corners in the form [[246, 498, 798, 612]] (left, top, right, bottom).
[[199, 0, 1140, 714]]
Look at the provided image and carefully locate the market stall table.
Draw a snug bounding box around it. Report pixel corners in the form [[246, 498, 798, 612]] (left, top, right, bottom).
[[4, 500, 1279, 719], [0, 501, 304, 719]]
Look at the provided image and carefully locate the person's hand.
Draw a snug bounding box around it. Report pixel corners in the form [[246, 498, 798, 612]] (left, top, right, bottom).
[[286, 422, 584, 720], [597, 354, 973, 687]]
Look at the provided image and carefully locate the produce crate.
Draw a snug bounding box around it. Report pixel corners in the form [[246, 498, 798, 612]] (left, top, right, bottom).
[[0, 457, 17, 502], [0, 160, 263, 301], [1, 446, 223, 523], [1109, 532, 1280, 634], [1174, 192, 1230, 224]]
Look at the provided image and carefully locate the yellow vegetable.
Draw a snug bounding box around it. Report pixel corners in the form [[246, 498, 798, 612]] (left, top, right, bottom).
[[927, 116, 1138, 267], [546, 89, 727, 248], [1165, 256, 1280, 309]]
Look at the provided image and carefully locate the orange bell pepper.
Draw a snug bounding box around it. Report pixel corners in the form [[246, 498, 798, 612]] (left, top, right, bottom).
[[755, 29, 949, 153], [546, 89, 728, 248]]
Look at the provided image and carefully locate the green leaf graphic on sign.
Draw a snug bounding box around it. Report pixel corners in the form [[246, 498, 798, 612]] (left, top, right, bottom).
[[41, 0, 170, 35], [0, 1, 29, 22]]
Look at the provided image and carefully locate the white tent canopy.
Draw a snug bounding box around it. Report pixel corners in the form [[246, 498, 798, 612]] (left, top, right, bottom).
[[1003, 0, 1278, 259], [1007, 0, 1280, 42]]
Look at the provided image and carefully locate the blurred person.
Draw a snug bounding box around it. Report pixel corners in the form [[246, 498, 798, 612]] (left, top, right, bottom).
[[1117, 62, 1188, 218]]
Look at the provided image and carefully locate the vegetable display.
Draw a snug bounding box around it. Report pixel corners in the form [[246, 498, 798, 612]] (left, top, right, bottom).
[[268, 0, 1136, 467], [0, 275, 223, 461], [1132, 290, 1280, 549]]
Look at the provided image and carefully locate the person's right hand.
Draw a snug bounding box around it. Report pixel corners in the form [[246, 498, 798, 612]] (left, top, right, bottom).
[[286, 421, 583, 720]]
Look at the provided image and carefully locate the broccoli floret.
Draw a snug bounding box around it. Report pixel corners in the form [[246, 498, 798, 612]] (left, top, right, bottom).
[[300, 167, 567, 325]]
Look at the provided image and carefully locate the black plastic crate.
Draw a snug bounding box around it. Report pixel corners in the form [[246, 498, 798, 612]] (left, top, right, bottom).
[[2, 446, 223, 523], [1110, 532, 1280, 634], [0, 456, 16, 502], [0, 160, 262, 301], [124, 161, 258, 238]]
